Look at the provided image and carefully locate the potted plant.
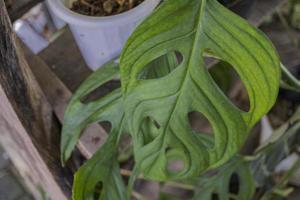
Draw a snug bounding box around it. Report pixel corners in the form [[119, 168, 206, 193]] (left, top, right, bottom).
[[60, 0, 300, 199], [46, 0, 161, 70]]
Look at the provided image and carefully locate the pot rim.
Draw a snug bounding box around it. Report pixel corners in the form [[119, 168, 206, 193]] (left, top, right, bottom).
[[46, 0, 161, 27]]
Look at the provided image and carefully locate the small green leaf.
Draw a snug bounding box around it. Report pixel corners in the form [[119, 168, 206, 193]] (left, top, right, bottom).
[[193, 157, 255, 200]]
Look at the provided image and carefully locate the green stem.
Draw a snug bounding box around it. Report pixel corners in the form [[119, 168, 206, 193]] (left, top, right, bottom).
[[280, 63, 300, 92]]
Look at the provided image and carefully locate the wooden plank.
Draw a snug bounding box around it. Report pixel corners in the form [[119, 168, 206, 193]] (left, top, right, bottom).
[[6, 0, 43, 22], [39, 28, 92, 91], [0, 1, 71, 199], [23, 43, 108, 158]]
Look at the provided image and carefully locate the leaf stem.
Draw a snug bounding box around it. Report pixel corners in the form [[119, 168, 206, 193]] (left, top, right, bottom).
[[280, 64, 300, 92]]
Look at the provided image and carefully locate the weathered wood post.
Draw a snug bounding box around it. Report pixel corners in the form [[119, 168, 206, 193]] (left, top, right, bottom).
[[0, 1, 71, 199]]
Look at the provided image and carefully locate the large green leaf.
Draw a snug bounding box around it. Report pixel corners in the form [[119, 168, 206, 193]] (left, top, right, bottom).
[[120, 0, 281, 181], [61, 0, 285, 198]]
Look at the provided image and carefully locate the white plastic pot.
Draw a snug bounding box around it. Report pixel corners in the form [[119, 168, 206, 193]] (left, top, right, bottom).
[[45, 0, 66, 29], [46, 0, 161, 71]]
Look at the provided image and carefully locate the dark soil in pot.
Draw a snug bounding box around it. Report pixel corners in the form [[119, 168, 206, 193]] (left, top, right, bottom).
[[71, 0, 144, 16], [72, 0, 255, 17], [219, 0, 256, 18]]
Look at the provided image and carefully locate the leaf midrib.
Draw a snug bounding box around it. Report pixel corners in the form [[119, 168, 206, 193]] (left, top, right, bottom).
[[122, 1, 203, 93], [159, 0, 207, 148], [134, 0, 208, 173]]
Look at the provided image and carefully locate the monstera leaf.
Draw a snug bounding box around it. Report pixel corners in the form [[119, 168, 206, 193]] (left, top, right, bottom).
[[120, 0, 280, 181], [62, 0, 283, 198]]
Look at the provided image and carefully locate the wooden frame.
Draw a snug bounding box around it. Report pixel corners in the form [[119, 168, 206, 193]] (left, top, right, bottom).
[[0, 1, 71, 199]]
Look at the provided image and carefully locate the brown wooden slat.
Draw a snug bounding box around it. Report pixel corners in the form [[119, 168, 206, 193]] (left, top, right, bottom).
[[6, 0, 43, 22], [39, 28, 92, 92], [0, 1, 71, 199]]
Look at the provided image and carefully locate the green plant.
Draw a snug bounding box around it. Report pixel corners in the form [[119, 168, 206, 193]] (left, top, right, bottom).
[[61, 0, 300, 199]]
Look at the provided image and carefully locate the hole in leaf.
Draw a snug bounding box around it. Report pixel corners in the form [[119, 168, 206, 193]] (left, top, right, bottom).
[[188, 112, 213, 134], [138, 51, 183, 80], [165, 148, 185, 174], [207, 57, 250, 112], [99, 121, 112, 134], [141, 117, 161, 146], [207, 60, 233, 93], [153, 120, 161, 129], [80, 123, 107, 151], [80, 80, 120, 104], [188, 112, 214, 149], [167, 158, 185, 173], [118, 133, 133, 162], [229, 173, 240, 195], [93, 181, 103, 200], [176, 51, 184, 63], [241, 122, 261, 155], [227, 69, 250, 112]]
